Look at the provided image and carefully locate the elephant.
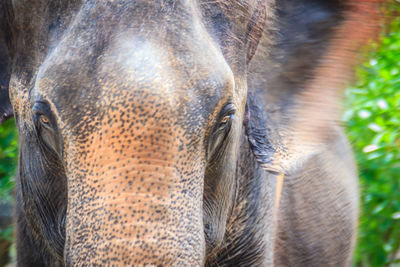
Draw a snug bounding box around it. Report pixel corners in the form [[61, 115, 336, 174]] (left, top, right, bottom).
[[0, 0, 382, 266]]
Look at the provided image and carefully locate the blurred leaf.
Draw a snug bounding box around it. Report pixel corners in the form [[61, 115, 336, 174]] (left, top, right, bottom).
[[346, 2, 400, 266]]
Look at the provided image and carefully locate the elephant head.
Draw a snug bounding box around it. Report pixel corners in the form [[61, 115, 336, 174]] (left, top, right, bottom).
[[1, 0, 275, 265]]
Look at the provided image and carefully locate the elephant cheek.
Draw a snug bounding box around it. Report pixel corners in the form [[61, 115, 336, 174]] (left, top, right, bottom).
[[63, 119, 205, 265]]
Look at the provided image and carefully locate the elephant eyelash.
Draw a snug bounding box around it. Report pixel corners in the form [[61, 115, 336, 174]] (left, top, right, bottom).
[[37, 115, 53, 131], [217, 114, 234, 129], [39, 115, 50, 125], [207, 104, 235, 160], [33, 101, 55, 129], [215, 103, 235, 126], [32, 101, 62, 157], [220, 115, 230, 124]]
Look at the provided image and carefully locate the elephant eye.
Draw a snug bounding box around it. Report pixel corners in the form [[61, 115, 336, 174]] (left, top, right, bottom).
[[207, 103, 235, 160], [39, 114, 51, 127], [33, 102, 54, 127], [32, 101, 61, 155], [220, 115, 231, 125], [217, 103, 235, 129]]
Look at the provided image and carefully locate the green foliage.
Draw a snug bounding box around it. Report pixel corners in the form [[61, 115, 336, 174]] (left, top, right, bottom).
[[345, 3, 400, 266], [0, 119, 18, 201], [0, 119, 17, 242]]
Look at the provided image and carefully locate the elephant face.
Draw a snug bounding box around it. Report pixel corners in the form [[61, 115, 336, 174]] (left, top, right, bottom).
[[1, 0, 272, 265]]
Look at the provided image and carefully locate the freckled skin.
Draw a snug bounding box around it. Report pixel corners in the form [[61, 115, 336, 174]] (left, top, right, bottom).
[[0, 0, 382, 266]]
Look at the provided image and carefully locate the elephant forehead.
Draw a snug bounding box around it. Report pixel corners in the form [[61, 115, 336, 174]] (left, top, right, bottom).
[[99, 38, 174, 92], [95, 35, 234, 123]]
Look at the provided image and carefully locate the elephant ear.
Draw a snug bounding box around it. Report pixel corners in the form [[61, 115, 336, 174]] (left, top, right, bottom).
[[246, 0, 382, 173], [0, 1, 13, 124], [244, 91, 279, 173]]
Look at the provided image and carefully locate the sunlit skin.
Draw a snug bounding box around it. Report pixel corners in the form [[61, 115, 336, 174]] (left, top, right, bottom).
[[0, 0, 382, 266]]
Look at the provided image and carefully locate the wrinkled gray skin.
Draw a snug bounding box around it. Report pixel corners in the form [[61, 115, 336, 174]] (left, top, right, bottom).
[[0, 0, 380, 266]]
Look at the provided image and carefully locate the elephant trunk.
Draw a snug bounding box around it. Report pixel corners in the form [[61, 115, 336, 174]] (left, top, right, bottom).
[[63, 105, 206, 265]]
